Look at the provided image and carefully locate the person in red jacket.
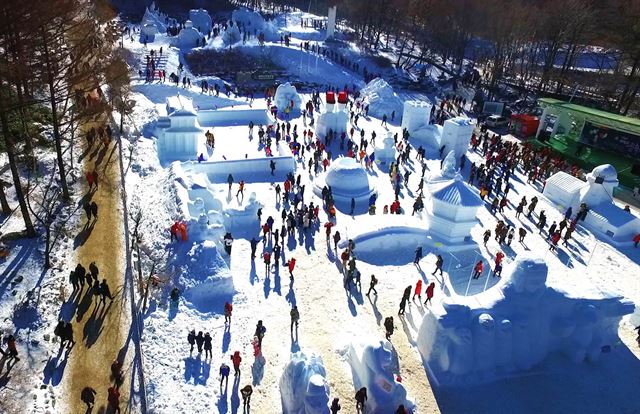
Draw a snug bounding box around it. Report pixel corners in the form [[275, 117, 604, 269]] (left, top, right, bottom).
[[107, 386, 121, 414], [472, 260, 484, 279], [494, 251, 505, 266], [261, 223, 270, 243], [549, 231, 561, 251], [262, 251, 271, 275], [424, 282, 435, 306], [287, 258, 296, 280], [412, 279, 422, 300], [224, 302, 233, 324], [324, 221, 333, 240], [633, 233, 640, 248], [231, 351, 242, 375]]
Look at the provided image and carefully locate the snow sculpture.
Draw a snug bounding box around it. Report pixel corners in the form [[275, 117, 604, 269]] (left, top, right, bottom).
[[156, 95, 204, 162], [313, 157, 376, 214], [326, 6, 337, 39], [360, 78, 404, 121], [402, 100, 440, 149], [424, 152, 482, 243], [189, 9, 212, 34], [274, 83, 302, 113], [543, 164, 640, 243], [222, 24, 241, 46], [316, 96, 349, 138], [177, 20, 204, 49], [417, 253, 635, 386], [280, 351, 330, 414], [348, 339, 415, 413], [141, 2, 167, 34], [223, 192, 264, 236], [231, 8, 280, 41], [374, 131, 397, 169], [440, 117, 475, 166], [141, 24, 158, 42]]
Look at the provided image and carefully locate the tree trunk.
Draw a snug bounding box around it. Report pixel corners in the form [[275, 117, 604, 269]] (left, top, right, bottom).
[[0, 78, 36, 236], [41, 28, 71, 201], [44, 226, 51, 269], [0, 183, 10, 214]]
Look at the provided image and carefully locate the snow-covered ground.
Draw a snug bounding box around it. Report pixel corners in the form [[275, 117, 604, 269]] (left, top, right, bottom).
[[1, 5, 639, 414]]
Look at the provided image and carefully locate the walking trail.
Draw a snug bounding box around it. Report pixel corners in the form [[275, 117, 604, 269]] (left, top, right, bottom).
[[62, 131, 131, 413]]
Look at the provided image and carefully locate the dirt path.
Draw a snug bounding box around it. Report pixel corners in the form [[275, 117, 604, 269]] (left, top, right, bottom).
[[62, 137, 131, 413]]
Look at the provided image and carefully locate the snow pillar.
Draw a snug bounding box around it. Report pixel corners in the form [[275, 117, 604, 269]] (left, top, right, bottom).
[[326, 6, 337, 39]]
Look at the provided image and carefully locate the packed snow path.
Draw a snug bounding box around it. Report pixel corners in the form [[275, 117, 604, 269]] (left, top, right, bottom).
[[62, 136, 132, 413]]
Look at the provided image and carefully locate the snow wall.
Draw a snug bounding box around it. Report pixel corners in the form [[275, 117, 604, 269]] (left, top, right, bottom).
[[360, 78, 404, 121], [197, 108, 272, 127], [348, 338, 415, 413], [183, 141, 296, 183], [417, 253, 635, 387], [280, 351, 330, 414]]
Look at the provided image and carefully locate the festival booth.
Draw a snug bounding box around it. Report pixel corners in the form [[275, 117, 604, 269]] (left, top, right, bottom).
[[509, 114, 539, 138]]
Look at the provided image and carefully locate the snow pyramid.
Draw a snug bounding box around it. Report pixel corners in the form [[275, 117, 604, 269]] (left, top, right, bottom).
[[313, 157, 376, 214], [280, 351, 330, 414], [232, 7, 280, 41], [348, 339, 415, 413], [417, 253, 635, 386], [274, 82, 302, 113], [360, 78, 404, 121]]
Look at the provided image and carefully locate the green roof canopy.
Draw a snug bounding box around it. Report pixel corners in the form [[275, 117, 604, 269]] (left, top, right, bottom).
[[538, 98, 640, 135]]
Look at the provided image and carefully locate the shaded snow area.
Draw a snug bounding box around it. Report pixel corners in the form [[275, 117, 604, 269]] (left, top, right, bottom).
[[112, 6, 640, 414]]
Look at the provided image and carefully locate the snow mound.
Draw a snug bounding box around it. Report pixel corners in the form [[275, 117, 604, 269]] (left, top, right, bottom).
[[280, 351, 330, 414], [274, 82, 302, 112], [347, 338, 415, 413], [222, 24, 241, 46], [173, 240, 235, 312], [177, 23, 204, 49], [417, 253, 635, 386], [360, 78, 403, 121], [232, 8, 280, 40]]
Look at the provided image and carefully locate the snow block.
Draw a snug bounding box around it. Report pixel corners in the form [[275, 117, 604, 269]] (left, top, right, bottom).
[[417, 253, 635, 386], [347, 339, 415, 413], [440, 117, 475, 166], [280, 351, 330, 414]]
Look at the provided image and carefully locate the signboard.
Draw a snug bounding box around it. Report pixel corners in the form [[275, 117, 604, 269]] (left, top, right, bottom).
[[252, 72, 275, 81], [579, 121, 640, 159]]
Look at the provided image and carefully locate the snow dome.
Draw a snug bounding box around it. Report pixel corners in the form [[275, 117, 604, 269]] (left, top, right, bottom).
[[313, 157, 376, 214], [360, 78, 404, 121], [274, 82, 302, 113], [417, 253, 634, 386], [189, 8, 212, 34]]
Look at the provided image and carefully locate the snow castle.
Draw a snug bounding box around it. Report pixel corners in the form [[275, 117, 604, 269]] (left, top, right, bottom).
[[417, 253, 634, 386], [543, 164, 640, 244], [156, 96, 204, 161], [424, 151, 482, 243]]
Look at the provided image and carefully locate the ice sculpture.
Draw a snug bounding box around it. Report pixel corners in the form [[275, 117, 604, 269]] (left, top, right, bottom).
[[417, 253, 634, 386], [347, 339, 415, 413], [373, 132, 397, 168], [177, 20, 204, 49], [274, 83, 302, 113], [280, 351, 330, 414]]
